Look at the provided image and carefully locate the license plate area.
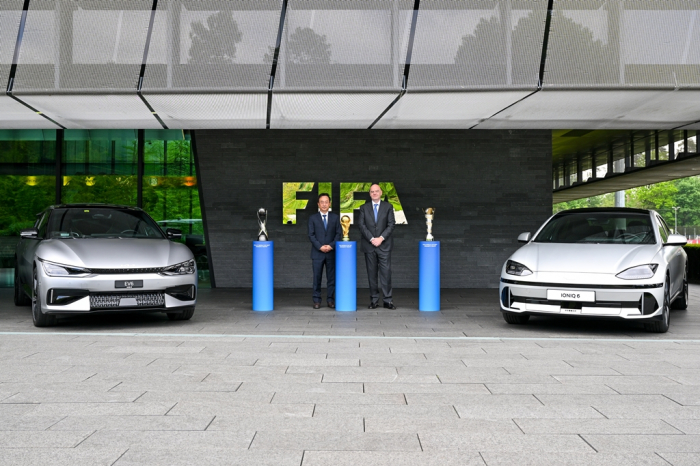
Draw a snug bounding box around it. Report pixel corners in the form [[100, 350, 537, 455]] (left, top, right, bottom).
[[115, 280, 143, 289], [547, 289, 595, 302]]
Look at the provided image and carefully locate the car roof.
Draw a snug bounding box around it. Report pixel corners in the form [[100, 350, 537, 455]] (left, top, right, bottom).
[[556, 207, 651, 215], [47, 203, 143, 211]]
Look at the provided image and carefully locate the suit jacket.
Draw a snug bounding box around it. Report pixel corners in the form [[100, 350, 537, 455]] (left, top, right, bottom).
[[358, 201, 395, 253], [308, 211, 341, 259]]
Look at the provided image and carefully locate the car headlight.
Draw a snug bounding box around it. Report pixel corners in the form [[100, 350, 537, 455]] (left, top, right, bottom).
[[616, 264, 658, 280], [160, 259, 195, 276], [40, 260, 91, 277], [505, 260, 533, 277]]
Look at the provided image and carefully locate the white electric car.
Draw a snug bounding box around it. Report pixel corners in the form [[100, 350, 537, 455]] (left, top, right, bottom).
[[15, 204, 197, 327], [500, 208, 688, 333]]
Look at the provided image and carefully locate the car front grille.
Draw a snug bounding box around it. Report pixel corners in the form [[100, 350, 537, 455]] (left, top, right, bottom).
[[90, 292, 165, 309], [90, 267, 163, 274]]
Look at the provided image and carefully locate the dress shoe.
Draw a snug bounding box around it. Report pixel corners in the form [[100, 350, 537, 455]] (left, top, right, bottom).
[[368, 302, 379, 309], [383, 302, 397, 310], [327, 301, 335, 309], [313, 302, 321, 309]]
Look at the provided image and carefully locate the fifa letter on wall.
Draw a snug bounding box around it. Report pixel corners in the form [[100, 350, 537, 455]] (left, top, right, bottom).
[[340, 182, 406, 224], [282, 182, 314, 224]]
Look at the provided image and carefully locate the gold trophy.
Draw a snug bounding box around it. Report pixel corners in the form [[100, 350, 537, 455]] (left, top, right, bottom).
[[340, 215, 351, 241], [424, 208, 435, 241]]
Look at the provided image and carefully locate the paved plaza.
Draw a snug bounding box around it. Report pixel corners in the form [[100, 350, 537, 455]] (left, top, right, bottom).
[[2, 286, 700, 465]]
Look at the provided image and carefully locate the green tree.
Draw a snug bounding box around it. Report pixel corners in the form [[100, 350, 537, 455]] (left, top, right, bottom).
[[188, 11, 243, 64], [286, 27, 332, 64], [553, 192, 614, 213]]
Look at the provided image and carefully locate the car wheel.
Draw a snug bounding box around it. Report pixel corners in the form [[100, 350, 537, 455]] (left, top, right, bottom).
[[32, 266, 56, 328], [671, 269, 689, 311], [645, 276, 670, 333], [14, 265, 30, 306], [167, 307, 195, 321], [502, 311, 530, 325]]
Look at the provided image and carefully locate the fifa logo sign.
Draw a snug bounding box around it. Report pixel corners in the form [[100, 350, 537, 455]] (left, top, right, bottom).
[[283, 182, 407, 225]]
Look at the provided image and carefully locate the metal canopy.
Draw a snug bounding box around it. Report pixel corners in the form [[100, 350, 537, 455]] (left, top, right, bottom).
[[1, 0, 698, 130]]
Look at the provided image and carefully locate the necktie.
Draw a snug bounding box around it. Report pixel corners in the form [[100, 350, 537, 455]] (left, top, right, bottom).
[[373, 203, 378, 222], [323, 214, 327, 230]]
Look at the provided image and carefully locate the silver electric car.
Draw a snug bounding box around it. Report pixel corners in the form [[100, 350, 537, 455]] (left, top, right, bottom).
[[500, 208, 688, 333], [14, 204, 197, 327]]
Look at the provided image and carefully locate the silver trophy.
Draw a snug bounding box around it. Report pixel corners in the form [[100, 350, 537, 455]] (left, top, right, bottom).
[[257, 208, 269, 241], [424, 208, 435, 241]]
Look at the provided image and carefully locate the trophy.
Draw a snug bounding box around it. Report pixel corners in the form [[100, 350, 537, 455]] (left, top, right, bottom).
[[424, 208, 435, 241], [257, 208, 269, 241], [340, 215, 351, 241]]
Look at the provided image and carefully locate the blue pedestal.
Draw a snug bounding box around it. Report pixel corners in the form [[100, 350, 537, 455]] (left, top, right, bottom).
[[335, 241, 356, 312], [419, 241, 440, 311], [253, 241, 273, 311]]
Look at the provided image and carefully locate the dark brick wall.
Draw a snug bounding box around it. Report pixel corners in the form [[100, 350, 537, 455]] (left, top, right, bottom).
[[195, 130, 552, 289]]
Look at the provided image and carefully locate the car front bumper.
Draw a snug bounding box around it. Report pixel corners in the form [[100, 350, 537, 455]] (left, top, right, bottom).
[[499, 277, 664, 320], [37, 268, 197, 315]]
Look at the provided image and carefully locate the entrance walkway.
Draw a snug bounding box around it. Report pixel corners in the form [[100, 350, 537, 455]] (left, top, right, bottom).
[[1, 287, 700, 465]]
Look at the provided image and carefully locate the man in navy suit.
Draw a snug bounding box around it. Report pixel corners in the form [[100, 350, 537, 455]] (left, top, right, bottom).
[[308, 193, 341, 309], [358, 183, 396, 309]]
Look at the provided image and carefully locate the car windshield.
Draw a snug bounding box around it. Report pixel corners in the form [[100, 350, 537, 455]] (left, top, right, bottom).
[[534, 212, 655, 244], [47, 208, 165, 239]]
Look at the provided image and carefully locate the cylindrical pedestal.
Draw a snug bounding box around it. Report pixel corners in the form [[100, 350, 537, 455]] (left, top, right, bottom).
[[335, 241, 356, 312], [253, 241, 273, 311], [419, 241, 440, 311]]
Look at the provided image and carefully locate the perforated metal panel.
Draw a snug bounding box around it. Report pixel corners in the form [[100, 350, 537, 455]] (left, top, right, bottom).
[[143, 0, 282, 90], [16, 94, 162, 129], [1, 3, 22, 83], [144, 93, 267, 128], [13, 0, 153, 91], [271, 92, 398, 128], [278, 0, 413, 90], [477, 90, 700, 130], [374, 91, 532, 128], [544, 0, 700, 88], [407, 1, 546, 89], [0, 96, 59, 128]]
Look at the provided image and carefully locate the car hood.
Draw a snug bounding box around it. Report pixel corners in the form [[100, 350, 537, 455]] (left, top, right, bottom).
[[36, 238, 192, 269], [510, 242, 661, 274]]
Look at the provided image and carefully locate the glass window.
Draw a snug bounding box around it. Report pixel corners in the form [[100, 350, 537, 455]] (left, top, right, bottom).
[[62, 130, 138, 205], [0, 130, 56, 283], [142, 130, 208, 286], [656, 215, 669, 242], [535, 212, 655, 244], [47, 207, 164, 239]]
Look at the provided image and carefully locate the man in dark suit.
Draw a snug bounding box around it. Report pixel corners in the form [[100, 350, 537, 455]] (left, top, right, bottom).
[[308, 193, 341, 309], [358, 183, 396, 309]]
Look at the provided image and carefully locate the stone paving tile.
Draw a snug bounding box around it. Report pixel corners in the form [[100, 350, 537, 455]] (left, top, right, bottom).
[[167, 401, 314, 417], [1, 390, 144, 404], [113, 448, 302, 466], [419, 432, 592, 452], [514, 418, 683, 435], [0, 447, 128, 466], [26, 401, 176, 417], [49, 415, 214, 431], [0, 415, 65, 431], [80, 430, 255, 449], [480, 452, 670, 466], [250, 431, 421, 451], [301, 451, 487, 466], [364, 383, 489, 394], [271, 392, 406, 405], [312, 404, 460, 419], [405, 393, 542, 406], [236, 381, 363, 394], [0, 430, 94, 448], [485, 383, 618, 395], [365, 417, 521, 434], [208, 415, 364, 432], [663, 419, 700, 434], [583, 434, 700, 453], [593, 404, 700, 419], [136, 390, 274, 404], [454, 404, 604, 419]]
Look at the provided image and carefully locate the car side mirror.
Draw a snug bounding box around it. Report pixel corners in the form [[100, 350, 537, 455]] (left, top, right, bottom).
[[664, 234, 687, 246], [20, 228, 39, 239], [166, 228, 182, 240], [517, 232, 531, 243]]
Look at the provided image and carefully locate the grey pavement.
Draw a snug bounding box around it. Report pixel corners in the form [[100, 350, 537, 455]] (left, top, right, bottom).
[[1, 285, 700, 465]]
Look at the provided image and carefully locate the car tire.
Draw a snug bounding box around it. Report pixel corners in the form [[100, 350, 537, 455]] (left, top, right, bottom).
[[14, 265, 30, 306], [32, 267, 56, 328], [502, 311, 530, 325], [671, 270, 689, 311], [645, 276, 670, 333], [167, 307, 195, 321]]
